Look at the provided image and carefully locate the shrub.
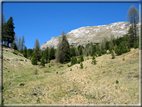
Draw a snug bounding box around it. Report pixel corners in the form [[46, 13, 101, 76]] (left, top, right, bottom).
[[116, 80, 119, 84], [115, 42, 129, 55], [92, 59, 97, 65], [92, 55, 96, 60], [101, 50, 106, 55], [71, 57, 77, 66], [67, 64, 71, 67], [35, 69, 38, 75], [70, 68, 72, 71], [98, 51, 102, 56], [77, 59, 81, 64], [80, 55, 84, 62], [12, 51, 18, 55], [111, 50, 115, 59], [77, 55, 84, 64], [123, 57, 125, 61], [80, 62, 83, 69]]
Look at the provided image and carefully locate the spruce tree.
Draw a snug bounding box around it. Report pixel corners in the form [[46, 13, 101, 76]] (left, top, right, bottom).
[[126, 5, 139, 43], [80, 55, 84, 62], [44, 47, 49, 63], [56, 31, 70, 63], [27, 49, 33, 59], [23, 46, 27, 58], [40, 56, 45, 66], [49, 47, 55, 60], [34, 38, 41, 61], [31, 50, 37, 65], [21, 35, 25, 53], [3, 17, 15, 46], [70, 47, 76, 57], [133, 41, 139, 49], [71, 57, 77, 66], [17, 37, 22, 51]]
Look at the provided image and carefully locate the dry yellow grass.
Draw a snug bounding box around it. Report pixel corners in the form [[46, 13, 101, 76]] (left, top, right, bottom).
[[2, 47, 140, 105]]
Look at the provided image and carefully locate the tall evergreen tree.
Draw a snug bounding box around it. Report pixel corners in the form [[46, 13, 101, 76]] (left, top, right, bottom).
[[27, 49, 33, 59], [43, 47, 49, 63], [23, 46, 27, 58], [11, 34, 18, 50], [126, 5, 139, 45], [56, 31, 70, 63], [77, 45, 84, 55], [70, 47, 76, 57], [91, 45, 96, 56], [40, 56, 45, 66], [18, 37, 22, 51], [34, 38, 41, 61], [2, 17, 15, 46], [31, 50, 37, 65], [49, 47, 55, 60], [21, 35, 25, 53]]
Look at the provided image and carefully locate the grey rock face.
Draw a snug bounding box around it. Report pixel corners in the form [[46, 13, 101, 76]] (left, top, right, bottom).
[[40, 22, 132, 50]]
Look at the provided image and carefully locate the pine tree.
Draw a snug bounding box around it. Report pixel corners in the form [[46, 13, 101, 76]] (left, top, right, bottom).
[[106, 41, 110, 50], [126, 5, 139, 46], [43, 47, 49, 63], [133, 41, 139, 49], [34, 38, 41, 61], [23, 46, 27, 58], [21, 35, 25, 53], [71, 57, 77, 66], [78, 55, 84, 63], [78, 45, 84, 55], [40, 56, 45, 66], [56, 31, 70, 63], [70, 47, 76, 57], [18, 37, 22, 51], [27, 49, 33, 59], [12, 42, 18, 50], [31, 50, 37, 65], [49, 47, 55, 60], [11, 35, 18, 50], [2, 17, 15, 46]]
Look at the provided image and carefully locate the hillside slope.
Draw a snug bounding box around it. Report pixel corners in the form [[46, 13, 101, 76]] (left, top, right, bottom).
[[3, 47, 139, 104]]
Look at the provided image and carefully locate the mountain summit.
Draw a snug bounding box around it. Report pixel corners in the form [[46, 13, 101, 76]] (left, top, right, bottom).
[[40, 22, 131, 50]]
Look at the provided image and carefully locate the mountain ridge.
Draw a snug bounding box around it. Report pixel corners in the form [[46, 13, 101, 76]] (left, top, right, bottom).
[[40, 21, 131, 50]]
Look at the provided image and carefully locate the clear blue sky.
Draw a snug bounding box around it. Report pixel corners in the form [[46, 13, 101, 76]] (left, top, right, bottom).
[[3, 2, 139, 49]]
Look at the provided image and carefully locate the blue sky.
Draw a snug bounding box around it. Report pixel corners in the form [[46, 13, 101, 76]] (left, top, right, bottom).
[[3, 2, 139, 49]]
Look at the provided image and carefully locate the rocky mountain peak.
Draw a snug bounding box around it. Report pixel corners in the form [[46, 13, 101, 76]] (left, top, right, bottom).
[[40, 22, 131, 50]]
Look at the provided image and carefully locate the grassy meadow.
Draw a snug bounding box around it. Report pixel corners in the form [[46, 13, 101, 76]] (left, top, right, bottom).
[[2, 47, 140, 105]]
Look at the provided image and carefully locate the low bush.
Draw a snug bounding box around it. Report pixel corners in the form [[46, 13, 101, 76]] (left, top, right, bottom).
[[92, 59, 97, 65], [98, 51, 102, 56], [12, 51, 18, 55], [111, 50, 115, 59], [71, 57, 77, 66], [80, 62, 83, 69]]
